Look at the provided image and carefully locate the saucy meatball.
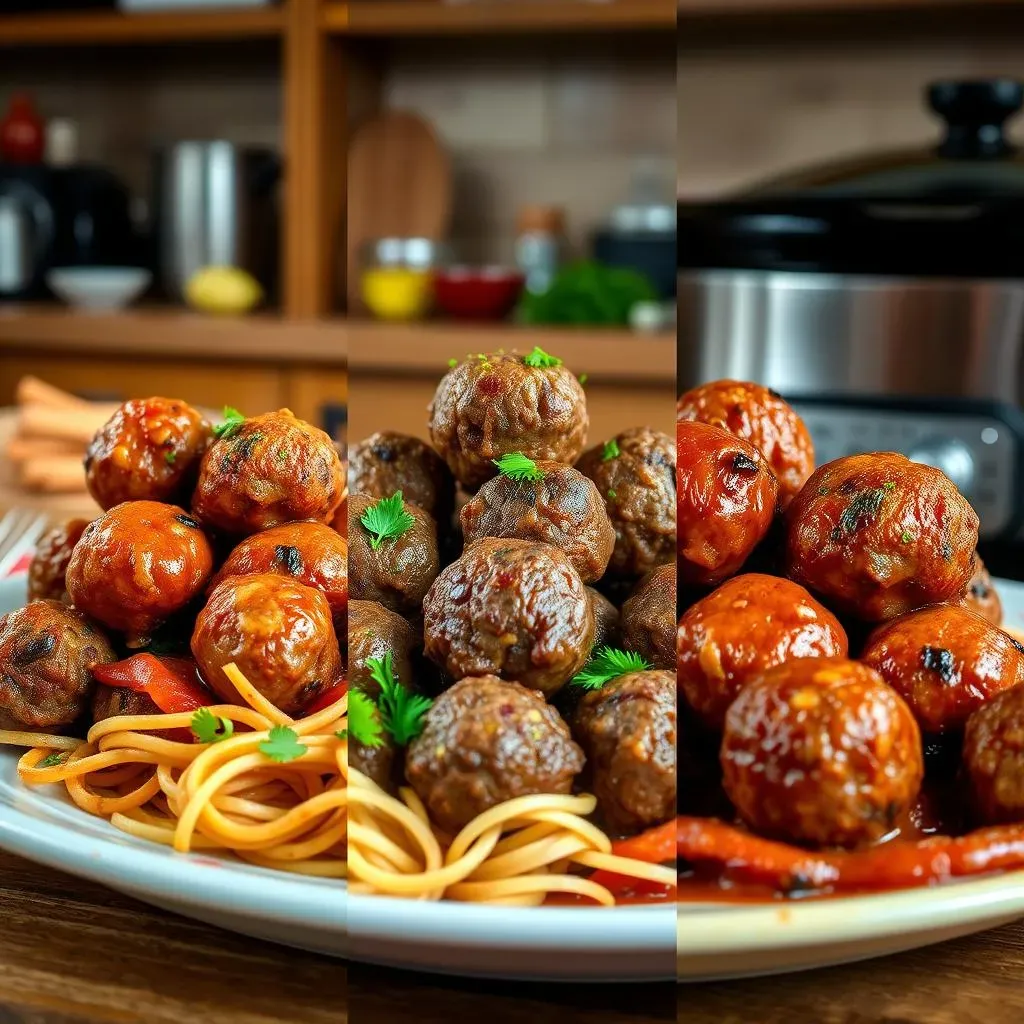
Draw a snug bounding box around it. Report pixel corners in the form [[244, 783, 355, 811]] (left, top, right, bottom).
[[350, 431, 455, 526], [66, 501, 214, 639], [85, 397, 212, 511], [405, 675, 584, 834], [620, 564, 676, 671], [460, 460, 614, 583], [348, 492, 439, 616], [423, 538, 594, 697], [27, 518, 89, 603], [192, 409, 345, 536], [0, 601, 115, 731], [428, 352, 588, 491], [677, 380, 814, 507], [572, 669, 676, 835], [678, 574, 848, 732], [588, 588, 620, 650], [962, 555, 1002, 625], [785, 453, 979, 622], [721, 658, 923, 848], [860, 605, 1024, 735], [191, 573, 340, 715], [963, 685, 1024, 825], [576, 427, 676, 578], [348, 599, 417, 700], [91, 684, 159, 725], [675, 420, 778, 588]]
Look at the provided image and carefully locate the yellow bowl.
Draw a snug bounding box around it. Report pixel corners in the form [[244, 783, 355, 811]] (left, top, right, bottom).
[[361, 267, 433, 322]]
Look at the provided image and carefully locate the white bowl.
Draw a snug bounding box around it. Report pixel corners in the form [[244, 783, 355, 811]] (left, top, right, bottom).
[[46, 267, 152, 310]]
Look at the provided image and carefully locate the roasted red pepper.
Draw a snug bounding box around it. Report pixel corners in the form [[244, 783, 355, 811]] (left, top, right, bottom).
[[305, 679, 347, 716], [93, 654, 213, 715]]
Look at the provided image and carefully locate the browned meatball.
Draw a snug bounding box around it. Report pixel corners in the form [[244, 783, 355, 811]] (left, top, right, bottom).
[[572, 670, 676, 836], [91, 684, 160, 725], [191, 573, 340, 714], [192, 409, 345, 536], [860, 605, 1024, 735], [428, 352, 588, 491], [460, 460, 614, 583], [405, 675, 584, 834], [85, 397, 212, 511], [785, 453, 979, 622], [66, 502, 214, 640], [423, 538, 594, 697], [963, 685, 1024, 824], [348, 492, 439, 616], [27, 518, 89, 603], [211, 521, 348, 637], [588, 588, 620, 650], [0, 601, 114, 731], [351, 732, 398, 794], [348, 599, 417, 700], [349, 431, 455, 526], [620, 564, 676, 671], [721, 658, 923, 848], [576, 427, 676, 579], [678, 574, 848, 731], [677, 381, 814, 508], [962, 555, 1002, 625], [676, 420, 778, 588]]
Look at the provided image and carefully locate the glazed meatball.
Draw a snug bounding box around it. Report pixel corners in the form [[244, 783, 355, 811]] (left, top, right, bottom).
[[860, 605, 1024, 735], [576, 427, 676, 578], [66, 501, 214, 639], [348, 599, 417, 700], [785, 453, 979, 621], [27, 518, 89, 603], [428, 352, 588, 491], [351, 731, 398, 794], [192, 409, 345, 536], [677, 380, 814, 507], [675, 421, 778, 588], [460, 460, 614, 583], [721, 658, 923, 848], [349, 431, 455, 526], [572, 670, 676, 835], [963, 685, 1024, 824], [212, 521, 348, 636], [191, 573, 340, 714], [85, 397, 212, 511], [962, 555, 1002, 625], [588, 588, 620, 650], [0, 601, 115, 731], [91, 684, 160, 725], [405, 675, 584, 834], [678, 574, 847, 731], [348, 492, 439, 616], [620, 564, 676, 671], [423, 538, 594, 697]]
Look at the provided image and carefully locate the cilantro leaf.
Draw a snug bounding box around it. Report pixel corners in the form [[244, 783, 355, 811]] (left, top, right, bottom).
[[523, 346, 562, 368], [212, 406, 245, 440], [366, 653, 433, 747], [571, 646, 651, 690], [347, 690, 384, 748], [191, 707, 235, 744], [360, 491, 415, 551], [493, 452, 545, 483], [602, 438, 621, 461], [259, 725, 308, 763]]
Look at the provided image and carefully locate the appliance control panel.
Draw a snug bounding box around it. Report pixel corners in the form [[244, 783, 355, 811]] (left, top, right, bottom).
[[788, 402, 1018, 540]]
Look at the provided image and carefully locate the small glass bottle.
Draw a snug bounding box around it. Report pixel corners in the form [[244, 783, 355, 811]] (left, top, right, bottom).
[[514, 205, 565, 296]]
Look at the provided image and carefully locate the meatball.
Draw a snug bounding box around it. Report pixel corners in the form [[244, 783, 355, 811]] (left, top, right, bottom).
[[423, 538, 594, 697], [620, 564, 676, 671], [572, 670, 676, 835], [66, 501, 214, 640], [721, 658, 923, 848], [677, 380, 814, 507], [27, 518, 89, 603], [405, 675, 584, 834], [675, 420, 778, 588], [191, 573, 340, 714], [962, 555, 1002, 625], [191, 409, 345, 536], [678, 574, 848, 731], [963, 685, 1024, 825], [348, 492, 439, 616], [212, 521, 348, 637], [349, 431, 455, 526], [785, 453, 979, 621], [428, 352, 588, 491], [351, 731, 398, 794], [860, 605, 1024, 735], [588, 588, 620, 650], [85, 397, 212, 511], [459, 460, 614, 583], [0, 601, 115, 731], [348, 599, 417, 700], [91, 684, 160, 725], [576, 427, 676, 578]]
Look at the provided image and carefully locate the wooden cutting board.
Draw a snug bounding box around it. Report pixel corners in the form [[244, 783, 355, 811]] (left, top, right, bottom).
[[346, 110, 452, 312]]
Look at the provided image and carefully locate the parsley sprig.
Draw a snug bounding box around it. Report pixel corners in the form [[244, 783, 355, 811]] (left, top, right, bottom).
[[259, 725, 308, 763], [493, 452, 545, 483], [602, 438, 621, 461], [37, 752, 67, 769], [345, 689, 384, 747], [571, 646, 651, 690], [191, 707, 235, 744], [366, 653, 433, 747], [212, 406, 245, 440], [523, 346, 562, 368], [360, 491, 415, 551]]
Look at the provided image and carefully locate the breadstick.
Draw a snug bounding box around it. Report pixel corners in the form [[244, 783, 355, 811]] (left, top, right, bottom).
[[5, 436, 83, 464], [19, 455, 89, 494], [18, 404, 111, 444], [15, 376, 92, 410]]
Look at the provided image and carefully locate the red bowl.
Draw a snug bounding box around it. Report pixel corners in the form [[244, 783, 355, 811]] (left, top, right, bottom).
[[433, 266, 525, 321]]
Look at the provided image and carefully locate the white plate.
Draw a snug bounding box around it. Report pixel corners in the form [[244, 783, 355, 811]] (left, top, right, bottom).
[[678, 576, 1024, 982]]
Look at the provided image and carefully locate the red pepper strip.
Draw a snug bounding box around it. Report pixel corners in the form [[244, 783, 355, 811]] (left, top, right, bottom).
[[305, 679, 347, 716], [93, 654, 213, 716], [610, 818, 679, 864]]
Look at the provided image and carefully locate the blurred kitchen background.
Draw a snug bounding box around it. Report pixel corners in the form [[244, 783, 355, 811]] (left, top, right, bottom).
[[677, 2, 1024, 578]]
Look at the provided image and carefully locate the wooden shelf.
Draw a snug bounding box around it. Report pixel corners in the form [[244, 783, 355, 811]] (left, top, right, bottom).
[[678, 0, 1024, 14]]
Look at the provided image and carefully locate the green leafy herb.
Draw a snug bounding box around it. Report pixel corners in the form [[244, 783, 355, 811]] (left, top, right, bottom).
[[901, 530, 914, 544], [578, 373, 588, 387], [212, 406, 245, 440], [836, 487, 888, 536], [571, 646, 651, 691], [347, 690, 384, 748], [276, 448, 288, 463], [367, 653, 433, 747], [448, 358, 458, 368], [517, 260, 658, 327], [164, 450, 177, 466], [607, 489, 617, 501], [360, 491, 416, 551], [602, 439, 621, 462], [493, 452, 545, 483], [523, 346, 562, 368], [883, 481, 896, 491], [259, 726, 308, 764], [38, 752, 67, 769], [818, 485, 829, 496], [191, 707, 235, 744]]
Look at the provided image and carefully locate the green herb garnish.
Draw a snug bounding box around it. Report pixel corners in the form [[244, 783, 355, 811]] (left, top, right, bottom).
[[37, 752, 67, 769], [901, 530, 914, 544], [523, 346, 562, 368], [259, 725, 308, 764], [367, 653, 433, 747], [571, 646, 651, 690], [493, 452, 545, 483], [578, 373, 588, 387], [836, 487, 888, 536], [448, 358, 458, 368], [276, 448, 288, 462], [360, 491, 416, 551], [346, 690, 384, 748], [602, 439, 621, 462], [883, 481, 896, 491], [164, 450, 177, 466], [191, 707, 235, 744], [607, 489, 617, 501], [212, 406, 245, 440]]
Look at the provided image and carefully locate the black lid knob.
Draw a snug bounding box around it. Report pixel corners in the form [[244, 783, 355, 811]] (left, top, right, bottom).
[[928, 79, 1023, 159]]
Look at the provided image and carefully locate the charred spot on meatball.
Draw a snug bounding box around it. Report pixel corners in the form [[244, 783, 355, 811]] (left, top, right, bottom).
[[27, 518, 89, 603], [620, 564, 676, 671]]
